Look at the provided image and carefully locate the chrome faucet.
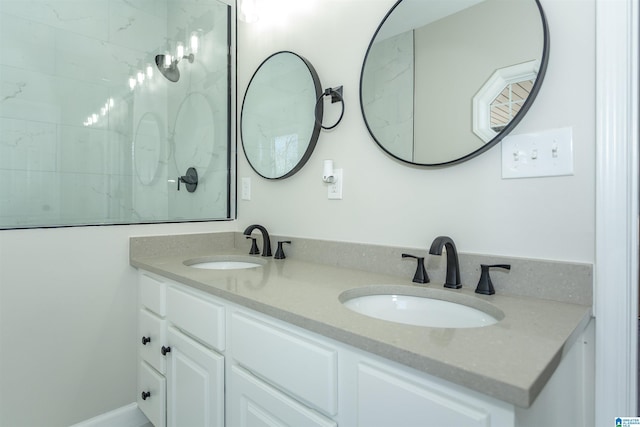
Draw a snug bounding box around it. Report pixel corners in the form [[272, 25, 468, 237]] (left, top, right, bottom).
[[243, 224, 272, 257], [429, 236, 461, 289]]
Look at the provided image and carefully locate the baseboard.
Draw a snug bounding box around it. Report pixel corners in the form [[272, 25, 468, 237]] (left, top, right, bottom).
[[69, 403, 150, 427]]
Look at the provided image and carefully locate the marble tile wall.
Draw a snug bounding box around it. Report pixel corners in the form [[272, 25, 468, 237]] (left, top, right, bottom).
[[360, 30, 414, 161], [0, 0, 230, 228]]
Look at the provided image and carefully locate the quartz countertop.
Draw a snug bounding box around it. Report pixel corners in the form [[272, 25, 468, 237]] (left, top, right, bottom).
[[130, 248, 592, 408]]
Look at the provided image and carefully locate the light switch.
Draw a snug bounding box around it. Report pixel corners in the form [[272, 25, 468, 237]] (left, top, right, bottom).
[[501, 127, 574, 179]]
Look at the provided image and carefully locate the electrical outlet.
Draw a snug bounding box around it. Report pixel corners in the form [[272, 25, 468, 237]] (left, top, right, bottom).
[[502, 127, 574, 179], [241, 177, 251, 200], [328, 169, 343, 200]]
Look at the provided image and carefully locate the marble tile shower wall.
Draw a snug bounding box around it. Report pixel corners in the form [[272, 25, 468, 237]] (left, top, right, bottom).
[[0, 0, 230, 228], [360, 30, 414, 160]]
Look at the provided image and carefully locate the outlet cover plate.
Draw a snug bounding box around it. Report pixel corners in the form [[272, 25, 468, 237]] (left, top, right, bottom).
[[328, 169, 343, 200]]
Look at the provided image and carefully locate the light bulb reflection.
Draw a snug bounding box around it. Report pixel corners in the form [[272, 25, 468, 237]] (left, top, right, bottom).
[[240, 0, 259, 22], [190, 32, 199, 54], [176, 42, 185, 59]]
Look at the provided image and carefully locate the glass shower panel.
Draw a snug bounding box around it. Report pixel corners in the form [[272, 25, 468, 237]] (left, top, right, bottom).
[[0, 0, 231, 228]]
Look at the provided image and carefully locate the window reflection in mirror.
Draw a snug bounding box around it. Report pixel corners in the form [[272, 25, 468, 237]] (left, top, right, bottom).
[[490, 80, 534, 133]]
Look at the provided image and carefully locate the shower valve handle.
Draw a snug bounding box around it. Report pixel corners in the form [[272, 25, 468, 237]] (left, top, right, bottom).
[[177, 167, 198, 193]]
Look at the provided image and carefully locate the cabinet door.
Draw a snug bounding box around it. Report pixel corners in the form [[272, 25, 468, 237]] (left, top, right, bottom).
[[166, 327, 224, 427], [228, 365, 336, 427], [357, 362, 510, 427]]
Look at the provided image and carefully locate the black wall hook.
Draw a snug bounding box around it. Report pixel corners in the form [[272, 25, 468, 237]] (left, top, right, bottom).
[[314, 86, 344, 130]]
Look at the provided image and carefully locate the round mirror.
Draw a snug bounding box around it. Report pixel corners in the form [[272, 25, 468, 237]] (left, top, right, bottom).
[[360, 0, 549, 167], [241, 51, 323, 179]]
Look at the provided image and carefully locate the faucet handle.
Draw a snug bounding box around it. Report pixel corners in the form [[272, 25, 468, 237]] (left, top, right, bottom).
[[246, 236, 260, 255], [475, 264, 511, 295], [402, 254, 430, 284], [274, 241, 291, 259]]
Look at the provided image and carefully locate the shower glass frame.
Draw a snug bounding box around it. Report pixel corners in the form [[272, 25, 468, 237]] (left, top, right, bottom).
[[0, 0, 235, 229]]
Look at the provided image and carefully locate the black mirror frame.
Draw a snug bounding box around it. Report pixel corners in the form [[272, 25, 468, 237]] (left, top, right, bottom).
[[241, 51, 323, 180]]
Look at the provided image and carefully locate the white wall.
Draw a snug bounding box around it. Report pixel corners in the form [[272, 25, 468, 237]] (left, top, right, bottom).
[[0, 221, 234, 427], [237, 0, 596, 264], [0, 0, 596, 425]]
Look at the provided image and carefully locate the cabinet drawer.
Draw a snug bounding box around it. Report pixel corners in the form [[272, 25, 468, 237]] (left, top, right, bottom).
[[231, 311, 338, 416], [138, 360, 166, 427], [139, 309, 167, 374], [139, 272, 167, 316], [166, 286, 225, 351], [228, 365, 336, 427]]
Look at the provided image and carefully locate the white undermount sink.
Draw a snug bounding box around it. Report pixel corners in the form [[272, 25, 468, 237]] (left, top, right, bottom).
[[340, 286, 504, 328], [184, 256, 266, 270]]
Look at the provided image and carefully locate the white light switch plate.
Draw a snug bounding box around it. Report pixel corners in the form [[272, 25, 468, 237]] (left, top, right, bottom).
[[501, 127, 574, 179]]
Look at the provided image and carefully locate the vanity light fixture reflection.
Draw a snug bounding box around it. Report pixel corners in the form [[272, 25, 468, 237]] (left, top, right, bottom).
[[155, 34, 199, 83], [239, 0, 259, 23]]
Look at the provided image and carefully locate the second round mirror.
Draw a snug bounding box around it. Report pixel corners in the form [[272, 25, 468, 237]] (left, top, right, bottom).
[[241, 51, 323, 179]]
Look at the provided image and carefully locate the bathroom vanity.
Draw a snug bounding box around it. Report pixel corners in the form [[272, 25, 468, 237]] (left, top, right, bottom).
[[131, 233, 593, 427]]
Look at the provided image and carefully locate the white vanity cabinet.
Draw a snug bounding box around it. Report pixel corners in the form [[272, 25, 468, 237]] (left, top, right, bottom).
[[136, 269, 591, 427], [137, 271, 225, 427]]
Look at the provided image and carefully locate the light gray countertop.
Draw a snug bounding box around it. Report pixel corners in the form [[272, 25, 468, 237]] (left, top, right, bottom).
[[130, 248, 592, 408]]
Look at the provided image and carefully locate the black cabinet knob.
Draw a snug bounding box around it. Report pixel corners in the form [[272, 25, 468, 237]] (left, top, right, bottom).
[[141, 391, 151, 400], [161, 346, 171, 356], [141, 336, 151, 345]]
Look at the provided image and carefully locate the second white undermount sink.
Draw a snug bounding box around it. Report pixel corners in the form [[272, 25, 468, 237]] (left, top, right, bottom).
[[340, 286, 503, 328], [184, 256, 266, 270]]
